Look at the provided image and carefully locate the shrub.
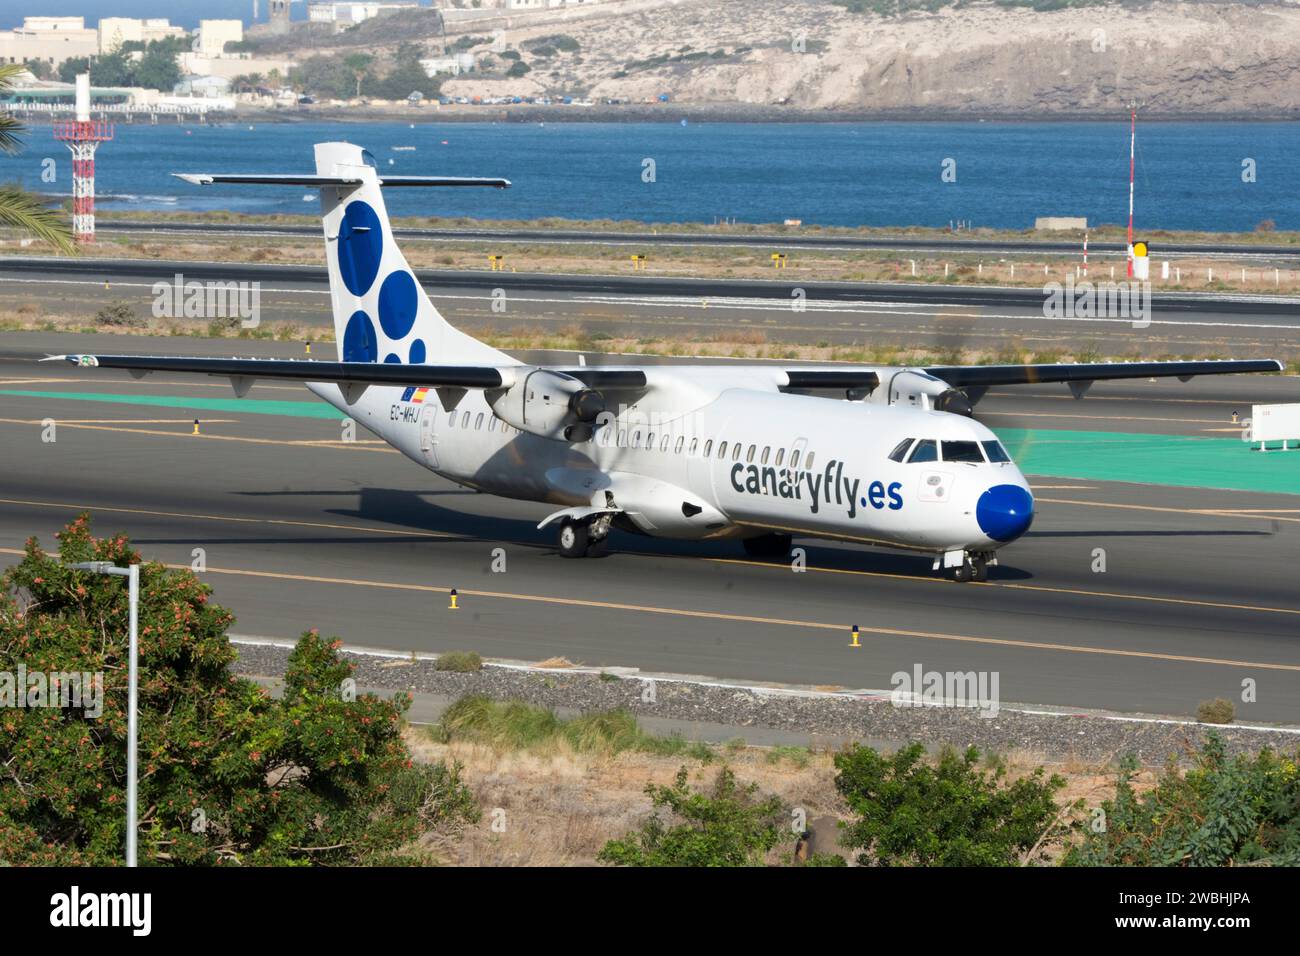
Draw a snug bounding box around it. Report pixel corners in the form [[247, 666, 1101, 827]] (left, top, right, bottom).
[[598, 767, 787, 866], [834, 742, 1067, 865], [1197, 698, 1235, 724], [1065, 735, 1300, 866], [0, 517, 479, 865], [435, 650, 483, 673], [95, 301, 147, 328]]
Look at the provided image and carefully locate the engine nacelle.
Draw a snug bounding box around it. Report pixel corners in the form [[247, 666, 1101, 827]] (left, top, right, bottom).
[[875, 369, 972, 417], [488, 368, 606, 440]]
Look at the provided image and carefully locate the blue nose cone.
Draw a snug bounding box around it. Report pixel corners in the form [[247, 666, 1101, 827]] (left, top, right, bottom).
[[976, 484, 1035, 542]]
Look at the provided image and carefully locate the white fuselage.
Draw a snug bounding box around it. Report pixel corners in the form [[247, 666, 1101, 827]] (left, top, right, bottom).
[[309, 366, 1035, 556]]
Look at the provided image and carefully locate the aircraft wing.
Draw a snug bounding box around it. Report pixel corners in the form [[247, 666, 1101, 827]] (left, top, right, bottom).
[[45, 354, 648, 391], [923, 358, 1283, 388]]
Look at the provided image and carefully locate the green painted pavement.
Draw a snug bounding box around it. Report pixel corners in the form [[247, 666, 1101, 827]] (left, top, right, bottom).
[[0, 389, 344, 420], [1, 389, 1295, 496], [995, 428, 1300, 496]]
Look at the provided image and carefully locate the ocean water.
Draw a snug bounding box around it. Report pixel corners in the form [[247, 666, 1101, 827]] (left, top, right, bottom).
[[2, 120, 1296, 231]]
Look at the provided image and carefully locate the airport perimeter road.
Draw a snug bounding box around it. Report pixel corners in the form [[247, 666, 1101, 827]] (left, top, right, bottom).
[[3, 254, 1299, 361], [1, 334, 1298, 723], [93, 219, 1300, 261]]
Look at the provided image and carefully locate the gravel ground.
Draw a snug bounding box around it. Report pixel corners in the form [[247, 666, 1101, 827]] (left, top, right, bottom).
[[231, 641, 1300, 766]]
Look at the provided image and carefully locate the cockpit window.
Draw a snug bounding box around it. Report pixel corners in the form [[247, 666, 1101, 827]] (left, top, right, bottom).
[[908, 439, 937, 463], [982, 440, 1011, 463], [887, 438, 914, 463], [361, 149, 379, 169], [941, 440, 984, 463]]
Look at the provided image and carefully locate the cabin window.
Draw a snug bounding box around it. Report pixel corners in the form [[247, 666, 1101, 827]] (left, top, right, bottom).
[[646, 432, 655, 450], [805, 452, 816, 471], [447, 411, 456, 427], [941, 440, 983, 463], [475, 413, 484, 430], [775, 448, 785, 467], [461, 411, 470, 429], [618, 429, 627, 447], [982, 440, 1011, 463], [703, 439, 713, 457], [632, 430, 642, 447], [488, 416, 497, 432], [676, 436, 685, 454], [760, 446, 770, 465], [661, 434, 671, 452], [718, 441, 728, 459], [888, 438, 914, 463], [790, 449, 801, 469], [689, 438, 698, 455], [732, 443, 743, 461], [908, 439, 938, 463]]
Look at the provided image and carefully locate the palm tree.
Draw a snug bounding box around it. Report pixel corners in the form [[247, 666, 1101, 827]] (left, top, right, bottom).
[[0, 64, 75, 252]]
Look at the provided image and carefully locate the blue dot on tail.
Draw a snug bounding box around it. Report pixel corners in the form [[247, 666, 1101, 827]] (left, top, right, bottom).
[[341, 310, 377, 363], [383, 353, 401, 364], [409, 339, 426, 364], [377, 270, 419, 340], [337, 201, 383, 297], [860, 497, 867, 508]]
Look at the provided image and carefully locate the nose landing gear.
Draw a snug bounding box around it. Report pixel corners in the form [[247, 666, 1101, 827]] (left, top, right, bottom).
[[939, 549, 995, 582]]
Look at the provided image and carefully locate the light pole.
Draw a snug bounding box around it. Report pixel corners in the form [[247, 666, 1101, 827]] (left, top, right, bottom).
[[67, 560, 139, 867]]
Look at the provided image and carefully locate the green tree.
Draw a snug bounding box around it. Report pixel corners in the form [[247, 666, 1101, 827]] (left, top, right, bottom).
[[0, 64, 74, 252], [0, 516, 478, 865], [344, 52, 375, 98], [57, 57, 91, 83], [834, 742, 1067, 866], [22, 59, 53, 80], [134, 40, 183, 92], [598, 766, 788, 866], [290, 54, 356, 99], [87, 49, 133, 87], [373, 43, 441, 100], [1065, 735, 1300, 866]]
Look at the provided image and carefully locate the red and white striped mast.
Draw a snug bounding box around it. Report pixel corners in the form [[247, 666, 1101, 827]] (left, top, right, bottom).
[[1126, 100, 1136, 278], [53, 74, 114, 244]]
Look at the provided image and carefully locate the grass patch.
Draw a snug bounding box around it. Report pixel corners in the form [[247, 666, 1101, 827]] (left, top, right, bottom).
[[433, 694, 716, 761], [434, 651, 483, 673]]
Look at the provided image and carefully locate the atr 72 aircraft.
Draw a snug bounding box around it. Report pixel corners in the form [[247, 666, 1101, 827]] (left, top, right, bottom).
[[53, 142, 1281, 581]]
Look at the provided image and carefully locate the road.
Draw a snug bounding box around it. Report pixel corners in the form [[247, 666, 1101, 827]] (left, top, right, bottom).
[[1, 332, 1297, 723]]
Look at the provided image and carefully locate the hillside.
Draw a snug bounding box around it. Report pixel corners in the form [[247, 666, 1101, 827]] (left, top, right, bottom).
[[269, 0, 1300, 117]]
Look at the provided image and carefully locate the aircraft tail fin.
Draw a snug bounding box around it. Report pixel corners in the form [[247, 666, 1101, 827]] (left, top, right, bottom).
[[177, 142, 514, 367]]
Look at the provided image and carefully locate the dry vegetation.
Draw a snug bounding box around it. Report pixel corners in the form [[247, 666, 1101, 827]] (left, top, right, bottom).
[[404, 724, 1147, 866]]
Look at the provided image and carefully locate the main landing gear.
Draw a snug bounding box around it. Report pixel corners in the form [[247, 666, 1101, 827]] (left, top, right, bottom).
[[557, 514, 613, 558], [949, 551, 994, 583]]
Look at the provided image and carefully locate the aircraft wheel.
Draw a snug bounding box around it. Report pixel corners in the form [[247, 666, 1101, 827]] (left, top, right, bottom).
[[970, 556, 989, 582], [952, 562, 972, 583], [558, 520, 590, 558]]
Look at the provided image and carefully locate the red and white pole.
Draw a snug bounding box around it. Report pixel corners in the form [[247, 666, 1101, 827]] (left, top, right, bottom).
[[1126, 103, 1136, 278], [1083, 231, 1088, 277], [54, 74, 113, 244]]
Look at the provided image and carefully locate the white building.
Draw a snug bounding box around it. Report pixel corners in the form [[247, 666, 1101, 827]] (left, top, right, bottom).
[[98, 17, 185, 54], [195, 20, 244, 57], [307, 2, 420, 25], [420, 53, 477, 77], [173, 74, 232, 97], [0, 16, 98, 66]]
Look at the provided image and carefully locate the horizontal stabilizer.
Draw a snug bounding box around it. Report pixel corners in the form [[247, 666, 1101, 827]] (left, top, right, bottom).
[[174, 173, 511, 188]]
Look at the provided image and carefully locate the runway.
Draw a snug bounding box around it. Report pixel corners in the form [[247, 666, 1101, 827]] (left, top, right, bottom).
[[4, 254, 1300, 362], [1, 332, 1298, 723], [94, 219, 1300, 262]]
